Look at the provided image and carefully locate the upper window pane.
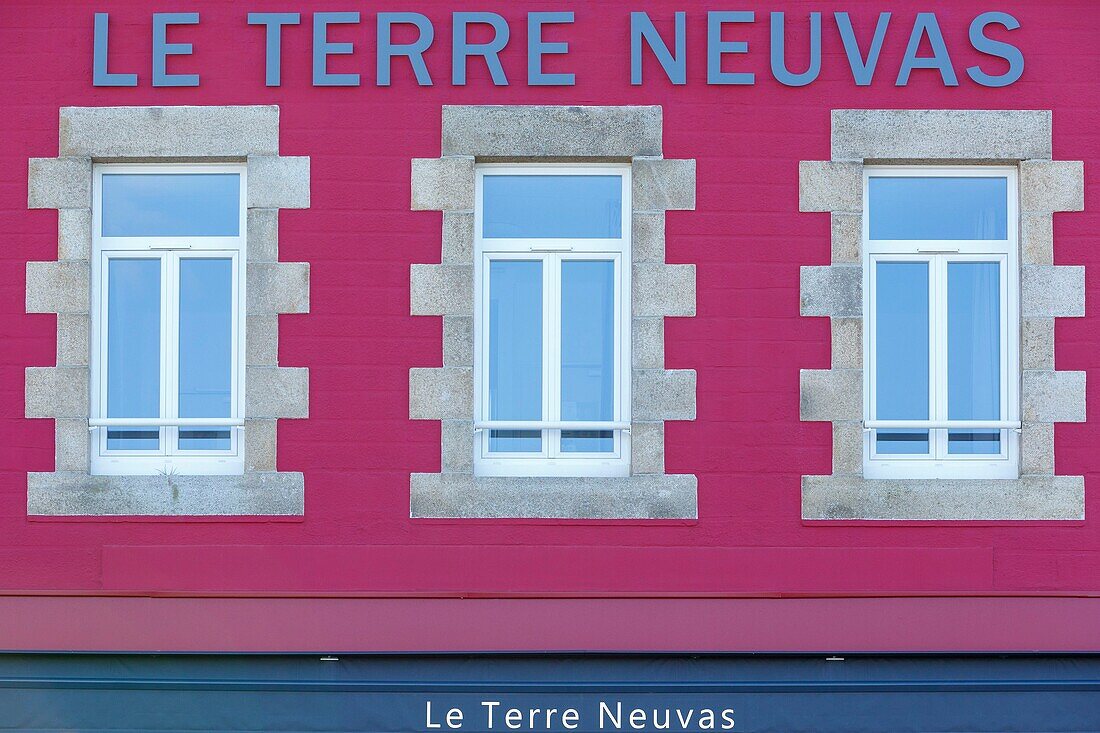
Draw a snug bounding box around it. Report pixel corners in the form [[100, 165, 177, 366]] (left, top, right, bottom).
[[488, 260, 544, 453], [178, 258, 234, 452], [560, 260, 616, 454], [875, 261, 930, 455], [106, 258, 161, 451], [101, 173, 241, 237], [868, 176, 1008, 240], [483, 175, 622, 239], [947, 261, 1002, 455]]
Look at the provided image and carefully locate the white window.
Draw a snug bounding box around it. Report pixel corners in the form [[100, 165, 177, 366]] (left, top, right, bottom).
[[864, 167, 1019, 480], [90, 164, 246, 476], [474, 165, 631, 478]]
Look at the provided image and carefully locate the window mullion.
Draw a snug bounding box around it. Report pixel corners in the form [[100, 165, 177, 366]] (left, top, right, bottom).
[[164, 252, 179, 458], [546, 252, 560, 459], [933, 254, 949, 462]]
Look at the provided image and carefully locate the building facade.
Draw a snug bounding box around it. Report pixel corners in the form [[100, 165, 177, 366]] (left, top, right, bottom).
[[1, 1, 1099, 729]]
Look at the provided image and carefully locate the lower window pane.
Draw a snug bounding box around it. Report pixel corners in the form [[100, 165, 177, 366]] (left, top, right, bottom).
[[561, 430, 614, 453], [947, 261, 1001, 455], [560, 260, 615, 454], [106, 258, 161, 451], [178, 258, 233, 452], [948, 430, 1002, 455], [488, 261, 543, 453], [106, 429, 160, 451], [875, 261, 930, 455], [876, 429, 930, 455], [179, 428, 232, 451]]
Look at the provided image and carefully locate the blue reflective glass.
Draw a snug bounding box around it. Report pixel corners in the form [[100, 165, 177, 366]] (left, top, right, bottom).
[[488, 261, 543, 453], [107, 258, 161, 451], [948, 262, 1002, 455], [483, 175, 622, 239], [178, 259, 233, 452], [868, 177, 1008, 240], [875, 262, 930, 455], [102, 173, 240, 237], [560, 260, 615, 454]]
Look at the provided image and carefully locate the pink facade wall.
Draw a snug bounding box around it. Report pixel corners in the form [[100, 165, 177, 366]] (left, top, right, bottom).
[[1, 0, 1098, 608]]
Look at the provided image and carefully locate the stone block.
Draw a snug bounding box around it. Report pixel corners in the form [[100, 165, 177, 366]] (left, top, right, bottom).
[[246, 315, 279, 366], [831, 109, 1052, 161], [247, 156, 310, 209], [441, 420, 473, 474], [247, 262, 310, 315], [410, 472, 697, 519], [1022, 318, 1055, 371], [247, 208, 279, 262], [1022, 370, 1086, 423], [800, 264, 862, 318], [803, 474, 1083, 521], [26, 260, 89, 314], [798, 161, 861, 213], [55, 418, 89, 472], [411, 157, 474, 211], [631, 421, 665, 475], [800, 368, 862, 422], [57, 208, 91, 260], [56, 313, 89, 367], [245, 419, 277, 472], [60, 105, 280, 158], [410, 264, 472, 316], [1021, 265, 1084, 318], [633, 263, 695, 317], [28, 157, 91, 209], [632, 317, 665, 370], [442, 105, 663, 158], [633, 369, 696, 421], [442, 211, 474, 263], [632, 158, 696, 212], [633, 212, 666, 262], [1020, 160, 1084, 213], [28, 471, 305, 516], [831, 212, 861, 264], [25, 366, 88, 418], [246, 366, 309, 419], [409, 367, 473, 420], [443, 316, 473, 367], [831, 318, 862, 370]]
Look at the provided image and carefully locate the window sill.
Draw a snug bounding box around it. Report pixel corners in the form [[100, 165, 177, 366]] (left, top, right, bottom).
[[410, 473, 697, 519], [27, 471, 304, 517], [802, 474, 1084, 521]]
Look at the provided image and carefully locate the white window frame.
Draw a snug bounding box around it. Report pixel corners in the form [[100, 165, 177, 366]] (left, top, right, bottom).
[[863, 165, 1020, 480], [473, 164, 632, 478], [90, 163, 247, 477]]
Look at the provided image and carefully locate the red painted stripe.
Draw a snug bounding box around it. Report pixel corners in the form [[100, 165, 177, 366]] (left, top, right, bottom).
[[98, 544, 996, 594], [0, 596, 1098, 653]]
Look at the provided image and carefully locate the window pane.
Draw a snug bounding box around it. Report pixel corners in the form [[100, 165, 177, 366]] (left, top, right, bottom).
[[483, 175, 622, 239], [102, 173, 240, 237], [107, 259, 161, 451], [178, 259, 233, 452], [560, 260, 615, 453], [875, 261, 930, 455], [868, 177, 1008, 240], [488, 260, 543, 452], [948, 262, 1002, 455]]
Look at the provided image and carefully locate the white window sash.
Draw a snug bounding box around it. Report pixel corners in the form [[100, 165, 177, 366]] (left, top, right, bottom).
[[473, 164, 632, 478], [90, 163, 246, 477], [863, 165, 1020, 480]]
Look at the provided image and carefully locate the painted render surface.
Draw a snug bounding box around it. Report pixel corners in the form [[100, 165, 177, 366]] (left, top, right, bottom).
[[1, 0, 1099, 617]]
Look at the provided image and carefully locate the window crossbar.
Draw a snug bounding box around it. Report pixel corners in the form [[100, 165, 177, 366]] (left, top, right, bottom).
[[473, 421, 630, 432], [864, 419, 1021, 431], [88, 418, 245, 430]]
